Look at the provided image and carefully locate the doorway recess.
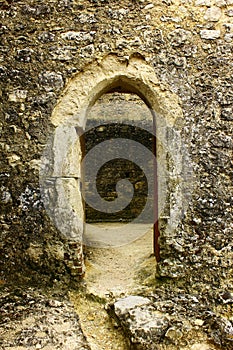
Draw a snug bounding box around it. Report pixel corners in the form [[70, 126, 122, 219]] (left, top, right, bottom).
[[47, 54, 184, 278], [84, 90, 159, 259]]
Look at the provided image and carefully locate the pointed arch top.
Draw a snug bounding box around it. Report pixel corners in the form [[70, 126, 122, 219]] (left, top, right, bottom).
[[51, 54, 183, 129]]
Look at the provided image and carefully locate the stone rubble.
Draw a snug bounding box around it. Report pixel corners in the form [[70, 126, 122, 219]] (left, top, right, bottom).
[[109, 291, 233, 350], [0, 287, 91, 350]]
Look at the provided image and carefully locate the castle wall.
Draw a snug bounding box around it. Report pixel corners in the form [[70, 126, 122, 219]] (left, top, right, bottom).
[[0, 0, 232, 292]]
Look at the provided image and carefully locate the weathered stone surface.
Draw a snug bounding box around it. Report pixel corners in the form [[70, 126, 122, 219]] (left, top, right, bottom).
[[110, 292, 233, 350], [0, 6, 232, 350], [114, 296, 151, 313], [168, 29, 192, 46], [84, 99, 154, 223], [61, 31, 95, 44], [39, 72, 64, 92], [0, 288, 91, 350], [226, 9, 233, 16], [214, 0, 227, 7], [195, 0, 211, 6], [200, 29, 221, 39], [112, 296, 170, 349], [204, 6, 222, 21], [8, 90, 28, 102], [220, 106, 233, 120]]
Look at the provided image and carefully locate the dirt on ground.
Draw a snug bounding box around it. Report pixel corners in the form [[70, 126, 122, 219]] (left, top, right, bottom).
[[83, 223, 155, 297], [70, 224, 156, 350]]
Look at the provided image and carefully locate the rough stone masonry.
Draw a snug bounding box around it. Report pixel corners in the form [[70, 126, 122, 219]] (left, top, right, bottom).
[[0, 1, 233, 346]]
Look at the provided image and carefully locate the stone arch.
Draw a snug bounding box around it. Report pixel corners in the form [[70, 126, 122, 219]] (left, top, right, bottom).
[[51, 54, 181, 128], [41, 54, 185, 277]]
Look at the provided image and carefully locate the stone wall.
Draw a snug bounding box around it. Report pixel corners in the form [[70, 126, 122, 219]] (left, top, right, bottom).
[[0, 0, 232, 302], [85, 92, 154, 223]]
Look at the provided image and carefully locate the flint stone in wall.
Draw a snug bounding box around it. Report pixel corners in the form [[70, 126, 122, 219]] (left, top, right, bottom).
[[224, 33, 233, 41], [204, 7, 222, 21], [38, 31, 55, 43], [49, 46, 75, 61], [226, 9, 233, 16], [195, 0, 211, 6], [22, 4, 51, 18], [1, 188, 12, 204], [216, 86, 233, 104], [144, 3, 154, 10], [220, 106, 233, 120], [77, 13, 97, 24], [168, 29, 192, 47], [16, 48, 34, 62], [200, 29, 221, 39], [8, 90, 27, 102], [207, 316, 233, 347], [80, 44, 95, 57], [29, 92, 56, 110], [223, 23, 233, 33], [39, 72, 64, 92], [165, 327, 183, 342], [107, 8, 129, 20], [61, 31, 95, 44], [214, 0, 227, 6], [27, 243, 44, 264]]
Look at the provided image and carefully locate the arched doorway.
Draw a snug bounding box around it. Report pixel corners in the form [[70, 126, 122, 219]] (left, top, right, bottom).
[[83, 89, 160, 260], [42, 54, 184, 277]]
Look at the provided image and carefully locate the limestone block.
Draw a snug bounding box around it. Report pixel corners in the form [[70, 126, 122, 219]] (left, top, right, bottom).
[[200, 29, 221, 39], [113, 296, 170, 347], [204, 6, 222, 21], [114, 296, 151, 314], [41, 177, 84, 241], [51, 54, 183, 129], [55, 178, 84, 239], [40, 125, 82, 178]]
